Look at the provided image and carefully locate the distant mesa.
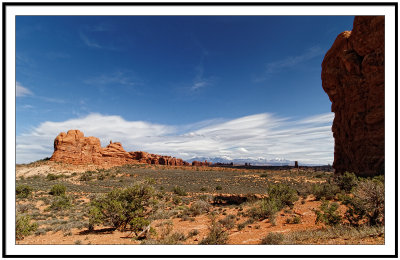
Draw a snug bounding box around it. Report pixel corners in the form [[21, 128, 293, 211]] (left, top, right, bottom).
[[50, 129, 200, 167], [321, 16, 384, 177]]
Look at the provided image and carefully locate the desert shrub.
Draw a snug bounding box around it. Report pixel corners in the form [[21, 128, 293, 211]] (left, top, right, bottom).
[[248, 198, 279, 220], [267, 183, 298, 208], [162, 232, 186, 244], [315, 200, 342, 226], [187, 229, 199, 238], [260, 173, 269, 178], [218, 214, 236, 229], [16, 184, 33, 199], [199, 217, 228, 245], [88, 182, 155, 232], [46, 173, 60, 181], [335, 172, 358, 193], [200, 187, 207, 192], [344, 179, 384, 226], [172, 196, 182, 205], [49, 184, 66, 196], [48, 195, 72, 211], [172, 186, 187, 196], [79, 172, 94, 181], [286, 215, 301, 224], [16, 213, 38, 240], [312, 183, 340, 201], [189, 200, 211, 216], [216, 185, 222, 191], [260, 232, 284, 245]]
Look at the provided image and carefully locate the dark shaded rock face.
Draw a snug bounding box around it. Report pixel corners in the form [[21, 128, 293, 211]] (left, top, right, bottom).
[[321, 16, 384, 177]]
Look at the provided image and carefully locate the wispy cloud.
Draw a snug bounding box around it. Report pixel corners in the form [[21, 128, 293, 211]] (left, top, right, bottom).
[[79, 24, 117, 50], [16, 82, 33, 97], [79, 31, 102, 49], [84, 71, 136, 87], [188, 36, 213, 92], [45, 52, 70, 60], [16, 81, 66, 103], [16, 112, 334, 165], [190, 60, 209, 91], [255, 46, 324, 82]]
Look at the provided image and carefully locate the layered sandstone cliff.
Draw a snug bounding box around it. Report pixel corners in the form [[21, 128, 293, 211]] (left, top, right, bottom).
[[321, 16, 384, 177], [50, 130, 193, 167]]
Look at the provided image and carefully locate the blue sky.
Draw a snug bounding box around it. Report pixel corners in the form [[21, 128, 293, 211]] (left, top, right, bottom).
[[16, 16, 354, 164]]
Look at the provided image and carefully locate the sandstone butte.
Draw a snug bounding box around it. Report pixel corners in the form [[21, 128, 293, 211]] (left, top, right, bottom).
[[49, 129, 208, 167], [321, 16, 384, 177]]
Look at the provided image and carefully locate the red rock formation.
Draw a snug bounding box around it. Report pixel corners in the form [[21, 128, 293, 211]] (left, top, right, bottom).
[[50, 130, 192, 167], [321, 16, 384, 177], [191, 160, 211, 167]]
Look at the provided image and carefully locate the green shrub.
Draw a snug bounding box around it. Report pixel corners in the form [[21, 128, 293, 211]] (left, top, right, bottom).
[[267, 183, 298, 208], [79, 172, 94, 181], [216, 185, 222, 191], [199, 218, 228, 245], [218, 214, 236, 229], [248, 198, 279, 220], [16, 214, 38, 240], [88, 182, 155, 232], [189, 200, 211, 216], [260, 232, 284, 245], [187, 229, 199, 238], [286, 215, 301, 224], [172, 186, 187, 196], [315, 200, 342, 226], [16, 185, 33, 199], [46, 173, 60, 181], [344, 179, 384, 226], [335, 172, 358, 193], [49, 184, 66, 196], [312, 183, 340, 201], [48, 195, 72, 211]]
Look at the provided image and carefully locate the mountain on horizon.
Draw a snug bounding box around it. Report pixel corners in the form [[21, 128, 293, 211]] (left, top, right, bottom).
[[186, 156, 295, 166]]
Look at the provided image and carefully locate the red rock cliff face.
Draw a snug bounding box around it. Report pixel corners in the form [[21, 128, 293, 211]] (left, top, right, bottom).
[[321, 16, 384, 177], [50, 129, 195, 167], [50, 130, 135, 166]]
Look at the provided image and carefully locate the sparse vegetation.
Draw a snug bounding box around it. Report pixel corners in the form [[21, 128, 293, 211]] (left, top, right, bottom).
[[49, 184, 66, 196], [88, 181, 155, 232], [260, 232, 284, 245], [200, 216, 228, 245], [16, 185, 33, 199], [15, 161, 384, 245], [314, 200, 342, 226], [16, 213, 38, 240], [172, 186, 187, 196], [344, 178, 384, 226]]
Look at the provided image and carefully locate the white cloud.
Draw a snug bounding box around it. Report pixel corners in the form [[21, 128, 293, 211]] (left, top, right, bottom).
[[16, 82, 33, 97], [16, 112, 334, 165], [84, 71, 136, 86], [255, 46, 324, 82], [79, 31, 102, 49]]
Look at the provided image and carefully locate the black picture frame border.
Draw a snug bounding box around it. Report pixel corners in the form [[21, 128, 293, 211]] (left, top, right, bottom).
[[2, 1, 398, 258]]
